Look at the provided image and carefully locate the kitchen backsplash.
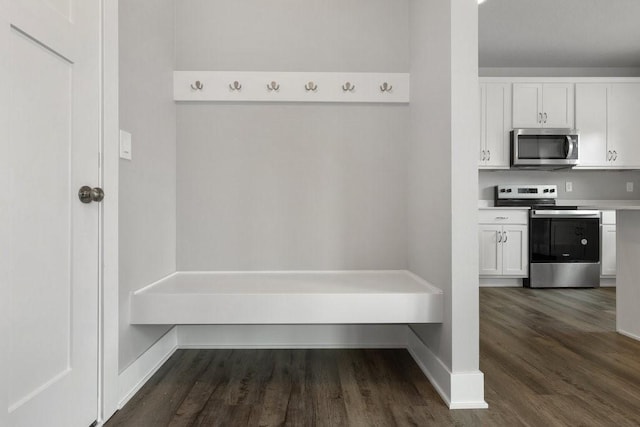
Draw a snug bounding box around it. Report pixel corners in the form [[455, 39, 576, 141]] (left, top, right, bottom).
[[479, 170, 640, 201]]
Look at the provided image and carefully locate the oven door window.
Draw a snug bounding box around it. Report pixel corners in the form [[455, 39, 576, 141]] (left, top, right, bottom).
[[530, 218, 600, 262]]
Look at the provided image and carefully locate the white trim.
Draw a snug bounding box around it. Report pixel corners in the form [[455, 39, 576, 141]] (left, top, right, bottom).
[[100, 0, 120, 422], [617, 328, 640, 342], [599, 277, 616, 287], [177, 324, 409, 349], [479, 278, 523, 287], [117, 328, 178, 410], [480, 77, 640, 83], [407, 329, 488, 410]]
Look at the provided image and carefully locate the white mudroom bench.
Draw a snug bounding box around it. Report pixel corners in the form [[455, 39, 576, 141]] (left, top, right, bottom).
[[130, 270, 443, 325]]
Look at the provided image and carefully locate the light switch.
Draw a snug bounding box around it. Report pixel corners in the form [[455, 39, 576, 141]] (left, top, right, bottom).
[[120, 130, 132, 160], [627, 182, 634, 192]]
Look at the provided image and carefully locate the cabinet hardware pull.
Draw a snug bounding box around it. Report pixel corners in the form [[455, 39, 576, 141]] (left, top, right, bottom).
[[380, 82, 393, 92], [229, 81, 242, 91], [305, 81, 318, 92], [481, 150, 486, 161], [487, 150, 491, 161], [607, 150, 611, 161], [539, 112, 543, 123], [543, 112, 547, 123], [497, 231, 502, 243], [190, 80, 204, 90], [613, 150, 618, 161], [503, 231, 508, 243]]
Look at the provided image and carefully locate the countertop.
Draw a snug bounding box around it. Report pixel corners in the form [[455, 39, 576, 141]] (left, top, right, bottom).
[[480, 200, 640, 210]]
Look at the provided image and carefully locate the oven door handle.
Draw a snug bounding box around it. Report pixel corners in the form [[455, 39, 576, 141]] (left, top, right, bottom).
[[531, 210, 601, 218]]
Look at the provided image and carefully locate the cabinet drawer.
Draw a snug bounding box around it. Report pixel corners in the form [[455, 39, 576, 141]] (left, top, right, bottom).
[[479, 209, 529, 225]]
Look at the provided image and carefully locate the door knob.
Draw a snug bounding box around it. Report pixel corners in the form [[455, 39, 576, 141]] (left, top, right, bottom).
[[78, 186, 104, 203]]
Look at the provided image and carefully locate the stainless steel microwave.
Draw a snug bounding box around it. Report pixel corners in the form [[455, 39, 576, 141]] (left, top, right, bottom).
[[511, 128, 579, 168]]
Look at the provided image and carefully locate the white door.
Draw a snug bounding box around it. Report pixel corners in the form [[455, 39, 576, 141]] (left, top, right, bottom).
[[0, 0, 101, 426], [479, 225, 502, 276], [479, 83, 486, 165], [542, 83, 574, 128], [512, 83, 542, 128], [502, 225, 528, 276], [575, 84, 609, 167]]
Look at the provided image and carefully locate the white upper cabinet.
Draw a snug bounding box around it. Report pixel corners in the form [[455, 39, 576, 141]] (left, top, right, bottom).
[[609, 84, 640, 168], [479, 83, 511, 169], [575, 82, 640, 168], [513, 83, 574, 129], [575, 84, 609, 167]]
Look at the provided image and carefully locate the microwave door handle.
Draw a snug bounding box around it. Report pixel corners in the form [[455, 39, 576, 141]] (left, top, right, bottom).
[[566, 136, 575, 159]]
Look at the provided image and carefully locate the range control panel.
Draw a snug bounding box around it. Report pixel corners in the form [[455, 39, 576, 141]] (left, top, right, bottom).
[[496, 185, 558, 200]]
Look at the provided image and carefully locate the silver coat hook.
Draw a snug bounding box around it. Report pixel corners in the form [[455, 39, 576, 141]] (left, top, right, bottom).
[[267, 81, 280, 91], [379, 82, 393, 92], [191, 80, 204, 90], [342, 82, 355, 92], [305, 81, 318, 92], [229, 81, 242, 91]]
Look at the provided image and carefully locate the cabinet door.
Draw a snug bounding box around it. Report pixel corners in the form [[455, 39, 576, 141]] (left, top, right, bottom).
[[513, 83, 542, 128], [609, 83, 640, 167], [479, 84, 487, 165], [479, 225, 502, 276], [601, 224, 617, 276], [501, 225, 528, 276], [542, 83, 574, 128], [484, 83, 511, 168], [575, 84, 609, 167]]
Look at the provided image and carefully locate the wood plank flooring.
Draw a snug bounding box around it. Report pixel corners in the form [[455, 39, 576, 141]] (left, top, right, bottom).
[[106, 288, 640, 426]]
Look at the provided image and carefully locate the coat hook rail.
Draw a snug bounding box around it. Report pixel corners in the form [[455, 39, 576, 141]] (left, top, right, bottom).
[[305, 81, 318, 92], [267, 81, 280, 91], [191, 80, 204, 90], [229, 80, 242, 91]]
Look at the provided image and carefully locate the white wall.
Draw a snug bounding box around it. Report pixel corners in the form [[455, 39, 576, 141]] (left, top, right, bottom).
[[118, 0, 176, 371], [175, 0, 410, 271], [408, 0, 484, 406]]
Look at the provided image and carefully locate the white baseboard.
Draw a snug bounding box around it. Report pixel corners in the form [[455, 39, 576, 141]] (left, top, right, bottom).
[[617, 328, 640, 342], [114, 325, 487, 414], [600, 277, 616, 287], [479, 278, 523, 287], [177, 324, 408, 349], [407, 329, 488, 409], [118, 327, 178, 409]]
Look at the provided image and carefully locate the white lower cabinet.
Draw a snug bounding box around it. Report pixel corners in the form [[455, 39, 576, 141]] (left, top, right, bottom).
[[601, 211, 617, 277], [479, 210, 528, 277]]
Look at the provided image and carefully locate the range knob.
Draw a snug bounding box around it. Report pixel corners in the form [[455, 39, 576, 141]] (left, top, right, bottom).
[[500, 189, 506, 193], [550, 188, 556, 193], [506, 189, 512, 193], [543, 189, 549, 193]]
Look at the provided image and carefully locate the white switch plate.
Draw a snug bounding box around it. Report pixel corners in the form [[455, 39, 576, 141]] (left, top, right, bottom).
[[565, 181, 573, 192], [627, 182, 634, 192], [120, 130, 132, 160]]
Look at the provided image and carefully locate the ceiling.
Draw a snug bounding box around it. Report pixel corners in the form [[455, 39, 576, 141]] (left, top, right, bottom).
[[479, 0, 640, 68]]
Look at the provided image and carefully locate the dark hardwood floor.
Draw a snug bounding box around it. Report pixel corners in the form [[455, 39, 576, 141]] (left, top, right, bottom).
[[107, 288, 640, 426]]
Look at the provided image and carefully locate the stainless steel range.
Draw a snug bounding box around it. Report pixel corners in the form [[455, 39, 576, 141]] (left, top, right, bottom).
[[495, 185, 601, 288]]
